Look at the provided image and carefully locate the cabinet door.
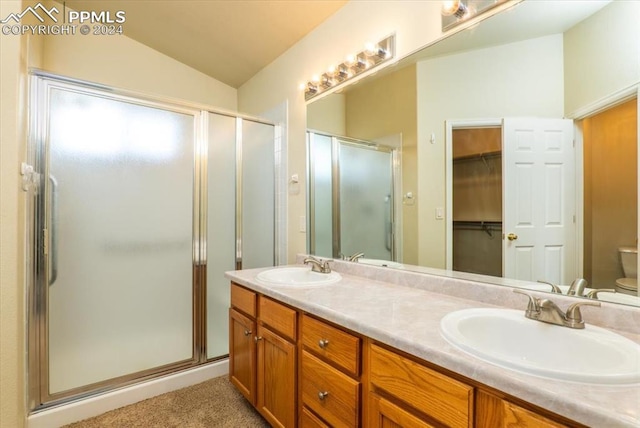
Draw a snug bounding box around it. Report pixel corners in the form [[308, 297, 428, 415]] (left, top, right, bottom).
[[229, 309, 256, 404], [476, 390, 569, 428], [370, 393, 436, 428], [256, 324, 296, 428]]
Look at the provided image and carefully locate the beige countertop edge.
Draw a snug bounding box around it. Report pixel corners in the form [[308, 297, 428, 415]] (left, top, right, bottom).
[[225, 267, 640, 428]]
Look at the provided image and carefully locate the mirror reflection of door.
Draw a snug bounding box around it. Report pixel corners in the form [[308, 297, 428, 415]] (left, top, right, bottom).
[[502, 118, 575, 285]]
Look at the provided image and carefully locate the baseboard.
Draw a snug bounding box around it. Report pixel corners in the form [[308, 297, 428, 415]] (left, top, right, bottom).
[[28, 359, 229, 428]]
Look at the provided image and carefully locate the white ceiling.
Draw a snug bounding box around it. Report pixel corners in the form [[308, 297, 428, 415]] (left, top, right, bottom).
[[64, 0, 348, 88]]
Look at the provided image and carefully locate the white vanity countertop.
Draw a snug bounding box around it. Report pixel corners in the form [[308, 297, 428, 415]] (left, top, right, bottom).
[[225, 264, 640, 428]]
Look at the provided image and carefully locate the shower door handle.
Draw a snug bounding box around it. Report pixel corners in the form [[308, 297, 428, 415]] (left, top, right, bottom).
[[48, 175, 58, 286]]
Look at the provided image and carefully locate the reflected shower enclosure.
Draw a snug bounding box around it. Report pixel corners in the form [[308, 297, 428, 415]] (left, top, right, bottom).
[[307, 131, 399, 261], [27, 73, 277, 409]]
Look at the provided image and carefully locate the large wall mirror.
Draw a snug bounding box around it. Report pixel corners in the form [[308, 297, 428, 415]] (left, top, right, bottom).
[[307, 0, 640, 307]]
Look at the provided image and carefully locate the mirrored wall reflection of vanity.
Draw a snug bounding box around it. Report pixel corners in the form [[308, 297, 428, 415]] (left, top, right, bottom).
[[306, 0, 640, 307]]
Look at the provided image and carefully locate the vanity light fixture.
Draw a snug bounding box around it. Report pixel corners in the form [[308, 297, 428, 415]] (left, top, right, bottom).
[[441, 0, 507, 31], [302, 35, 395, 101]]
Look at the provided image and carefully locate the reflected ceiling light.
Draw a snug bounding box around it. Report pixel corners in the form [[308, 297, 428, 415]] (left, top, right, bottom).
[[302, 34, 395, 101], [441, 0, 507, 31]]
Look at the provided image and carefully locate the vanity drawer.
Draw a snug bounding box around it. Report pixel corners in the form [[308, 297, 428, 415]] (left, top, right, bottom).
[[258, 296, 297, 341], [302, 350, 360, 427], [302, 314, 361, 376], [369, 343, 473, 428], [230, 283, 256, 317], [301, 406, 330, 428]]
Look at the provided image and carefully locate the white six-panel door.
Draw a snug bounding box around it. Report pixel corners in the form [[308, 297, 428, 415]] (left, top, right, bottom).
[[503, 118, 576, 285]]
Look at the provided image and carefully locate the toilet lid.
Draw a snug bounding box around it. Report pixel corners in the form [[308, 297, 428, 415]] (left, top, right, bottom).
[[615, 278, 638, 291]]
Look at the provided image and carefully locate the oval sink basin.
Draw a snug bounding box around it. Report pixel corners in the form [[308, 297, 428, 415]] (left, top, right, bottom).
[[440, 308, 640, 384], [256, 267, 341, 287]]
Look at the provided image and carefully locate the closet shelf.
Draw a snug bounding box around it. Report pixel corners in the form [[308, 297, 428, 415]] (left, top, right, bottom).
[[452, 150, 501, 162]]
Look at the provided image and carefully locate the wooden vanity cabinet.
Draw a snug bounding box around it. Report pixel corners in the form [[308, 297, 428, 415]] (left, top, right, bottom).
[[230, 283, 583, 428], [229, 283, 298, 427]]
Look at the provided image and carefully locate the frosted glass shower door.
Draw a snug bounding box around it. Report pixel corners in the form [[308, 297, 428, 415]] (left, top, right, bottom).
[[241, 120, 276, 269], [308, 132, 334, 258], [206, 113, 236, 359], [45, 85, 196, 394], [339, 142, 393, 261]]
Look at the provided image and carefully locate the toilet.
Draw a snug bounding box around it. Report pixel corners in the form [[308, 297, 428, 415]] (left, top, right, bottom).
[[616, 246, 638, 296]]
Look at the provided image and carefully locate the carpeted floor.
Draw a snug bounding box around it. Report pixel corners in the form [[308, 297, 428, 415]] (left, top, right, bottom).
[[64, 376, 270, 428]]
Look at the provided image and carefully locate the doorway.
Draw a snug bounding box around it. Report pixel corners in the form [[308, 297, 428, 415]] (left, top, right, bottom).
[[582, 98, 638, 289]]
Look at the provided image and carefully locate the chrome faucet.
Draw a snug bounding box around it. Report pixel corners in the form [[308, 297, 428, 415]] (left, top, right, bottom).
[[303, 256, 332, 273], [342, 252, 365, 262], [513, 289, 601, 329], [567, 278, 588, 296]]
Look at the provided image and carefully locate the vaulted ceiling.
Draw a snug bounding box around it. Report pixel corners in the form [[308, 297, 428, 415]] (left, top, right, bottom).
[[64, 0, 348, 88]]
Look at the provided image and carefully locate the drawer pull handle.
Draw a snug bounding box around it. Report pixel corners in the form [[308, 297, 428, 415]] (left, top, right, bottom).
[[318, 391, 329, 401], [243, 329, 252, 336], [318, 339, 330, 349], [254, 336, 263, 342]]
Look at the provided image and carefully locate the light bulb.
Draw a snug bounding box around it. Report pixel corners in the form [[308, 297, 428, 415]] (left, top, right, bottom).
[[442, 0, 467, 18], [345, 54, 357, 67]]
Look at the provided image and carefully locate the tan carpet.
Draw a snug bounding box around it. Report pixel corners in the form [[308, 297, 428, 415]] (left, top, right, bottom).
[[64, 376, 270, 428]]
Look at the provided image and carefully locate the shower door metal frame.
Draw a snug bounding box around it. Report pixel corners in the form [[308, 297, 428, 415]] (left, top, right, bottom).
[[26, 70, 279, 411], [307, 131, 400, 261]]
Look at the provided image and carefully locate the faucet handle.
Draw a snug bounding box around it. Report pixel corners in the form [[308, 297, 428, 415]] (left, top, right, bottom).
[[585, 289, 616, 299], [536, 280, 562, 294], [513, 289, 540, 316], [565, 301, 601, 329]]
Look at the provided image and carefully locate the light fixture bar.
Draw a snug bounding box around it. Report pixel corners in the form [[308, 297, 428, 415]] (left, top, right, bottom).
[[303, 35, 395, 101]]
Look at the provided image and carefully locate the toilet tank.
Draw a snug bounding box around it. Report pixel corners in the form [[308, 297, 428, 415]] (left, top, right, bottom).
[[619, 246, 638, 278]]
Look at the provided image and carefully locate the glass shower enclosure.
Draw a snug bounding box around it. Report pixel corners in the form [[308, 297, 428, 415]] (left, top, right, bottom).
[[27, 73, 277, 409], [307, 131, 398, 261]]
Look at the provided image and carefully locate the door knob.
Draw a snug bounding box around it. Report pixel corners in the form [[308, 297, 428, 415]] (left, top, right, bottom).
[[507, 233, 518, 241]]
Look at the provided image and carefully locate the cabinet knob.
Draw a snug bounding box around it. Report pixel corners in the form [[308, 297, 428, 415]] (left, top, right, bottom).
[[318, 391, 329, 401], [243, 329, 252, 336], [254, 336, 263, 342], [507, 233, 518, 241], [318, 339, 330, 349]]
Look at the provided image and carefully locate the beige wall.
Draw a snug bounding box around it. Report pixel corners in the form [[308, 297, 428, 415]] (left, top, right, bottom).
[[42, 22, 237, 110], [307, 93, 346, 136], [344, 65, 418, 265], [564, 1, 640, 116], [1, 2, 39, 425]]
